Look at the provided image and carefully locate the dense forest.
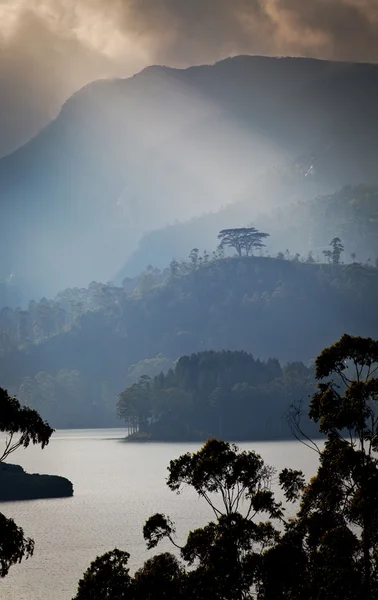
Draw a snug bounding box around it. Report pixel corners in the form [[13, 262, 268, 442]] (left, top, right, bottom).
[[0, 243, 377, 429], [118, 350, 317, 441]]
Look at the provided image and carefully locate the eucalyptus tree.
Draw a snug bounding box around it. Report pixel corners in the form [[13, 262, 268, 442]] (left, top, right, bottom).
[[267, 334, 378, 600], [0, 387, 54, 577]]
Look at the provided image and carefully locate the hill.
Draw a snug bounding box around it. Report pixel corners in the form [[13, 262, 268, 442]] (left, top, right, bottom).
[[117, 185, 378, 279], [2, 55, 378, 298], [118, 350, 317, 441], [0, 255, 377, 429]]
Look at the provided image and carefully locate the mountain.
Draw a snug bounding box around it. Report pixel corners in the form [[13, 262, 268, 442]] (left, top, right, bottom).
[[2, 55, 378, 299], [1, 254, 377, 429]]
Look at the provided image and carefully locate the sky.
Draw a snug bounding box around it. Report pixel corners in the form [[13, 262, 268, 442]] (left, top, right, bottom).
[[0, 0, 378, 154]]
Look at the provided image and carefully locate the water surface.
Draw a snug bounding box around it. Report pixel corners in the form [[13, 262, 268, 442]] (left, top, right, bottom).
[[0, 429, 321, 600]]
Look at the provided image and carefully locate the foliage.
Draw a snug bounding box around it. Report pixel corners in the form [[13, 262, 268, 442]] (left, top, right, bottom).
[[117, 350, 316, 441], [75, 334, 378, 599], [264, 334, 378, 599], [134, 553, 186, 600], [0, 387, 54, 577], [73, 549, 132, 600], [0, 513, 34, 578], [0, 387, 53, 462], [217, 228, 270, 257], [1, 254, 378, 429], [74, 439, 298, 600], [330, 237, 344, 264]]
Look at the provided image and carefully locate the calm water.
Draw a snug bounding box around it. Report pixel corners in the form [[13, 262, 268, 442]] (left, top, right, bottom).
[[0, 429, 321, 600]]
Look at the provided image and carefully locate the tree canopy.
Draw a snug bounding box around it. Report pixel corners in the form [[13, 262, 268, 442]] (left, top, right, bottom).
[[117, 350, 316, 441], [0, 387, 54, 577], [217, 227, 270, 256]]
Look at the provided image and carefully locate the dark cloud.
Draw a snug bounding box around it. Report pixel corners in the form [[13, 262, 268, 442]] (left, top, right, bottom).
[[0, 0, 377, 154], [276, 0, 378, 61]]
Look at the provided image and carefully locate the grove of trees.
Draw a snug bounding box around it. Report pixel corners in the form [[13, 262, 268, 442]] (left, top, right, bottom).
[[118, 350, 316, 440]]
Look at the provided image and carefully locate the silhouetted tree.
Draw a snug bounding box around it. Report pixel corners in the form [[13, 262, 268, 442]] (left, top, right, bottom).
[[330, 237, 344, 264], [134, 553, 186, 600], [73, 549, 132, 600], [144, 439, 290, 600], [75, 335, 378, 600], [271, 334, 378, 599], [217, 227, 270, 257], [0, 388, 54, 463], [0, 387, 54, 577]]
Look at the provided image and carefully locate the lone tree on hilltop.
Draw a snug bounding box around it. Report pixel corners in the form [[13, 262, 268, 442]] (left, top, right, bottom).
[[217, 227, 270, 257]]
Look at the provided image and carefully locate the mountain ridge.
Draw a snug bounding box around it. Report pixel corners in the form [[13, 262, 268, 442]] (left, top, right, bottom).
[[1, 54, 378, 300]]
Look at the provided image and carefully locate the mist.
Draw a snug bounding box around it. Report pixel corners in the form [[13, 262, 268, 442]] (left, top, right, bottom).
[[1, 6, 378, 599], [1, 0, 378, 155]]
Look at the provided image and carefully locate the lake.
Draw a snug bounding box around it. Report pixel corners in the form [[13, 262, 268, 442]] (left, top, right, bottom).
[[0, 429, 321, 600]]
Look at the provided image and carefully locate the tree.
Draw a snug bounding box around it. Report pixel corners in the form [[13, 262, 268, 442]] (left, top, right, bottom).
[[217, 228, 270, 257], [330, 237, 344, 264], [0, 388, 53, 462], [143, 439, 298, 600], [322, 249, 332, 263], [271, 334, 378, 600], [73, 549, 132, 600], [189, 248, 199, 269], [308, 334, 378, 598], [0, 387, 54, 577], [0, 514, 35, 578], [118, 376, 153, 434], [134, 553, 186, 600]]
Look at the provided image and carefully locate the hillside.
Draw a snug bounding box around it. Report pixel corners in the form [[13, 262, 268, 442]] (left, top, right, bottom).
[[2, 55, 378, 299], [117, 185, 378, 279], [0, 255, 377, 429]]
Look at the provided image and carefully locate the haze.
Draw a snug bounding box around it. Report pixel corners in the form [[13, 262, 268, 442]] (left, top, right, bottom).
[[1, 0, 378, 155]]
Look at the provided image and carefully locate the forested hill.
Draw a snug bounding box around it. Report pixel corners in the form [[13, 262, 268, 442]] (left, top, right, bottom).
[[117, 185, 378, 279], [0, 255, 377, 429], [2, 55, 378, 298], [118, 350, 317, 441]]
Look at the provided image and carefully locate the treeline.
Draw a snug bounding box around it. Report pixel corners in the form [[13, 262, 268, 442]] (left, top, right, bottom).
[[0, 281, 128, 354], [0, 255, 377, 429], [118, 350, 317, 441], [118, 184, 378, 278]]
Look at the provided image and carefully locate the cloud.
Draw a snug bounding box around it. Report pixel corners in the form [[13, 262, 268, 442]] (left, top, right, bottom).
[[0, 0, 377, 154]]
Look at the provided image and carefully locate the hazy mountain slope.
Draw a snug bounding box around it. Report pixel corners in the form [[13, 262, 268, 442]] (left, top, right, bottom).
[[0, 256, 377, 427], [116, 185, 378, 279], [2, 55, 378, 299]]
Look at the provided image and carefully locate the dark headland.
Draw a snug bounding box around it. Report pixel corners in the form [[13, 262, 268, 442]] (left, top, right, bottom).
[[0, 463, 73, 501]]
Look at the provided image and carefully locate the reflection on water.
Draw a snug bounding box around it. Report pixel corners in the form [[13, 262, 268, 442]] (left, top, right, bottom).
[[0, 429, 321, 600]]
